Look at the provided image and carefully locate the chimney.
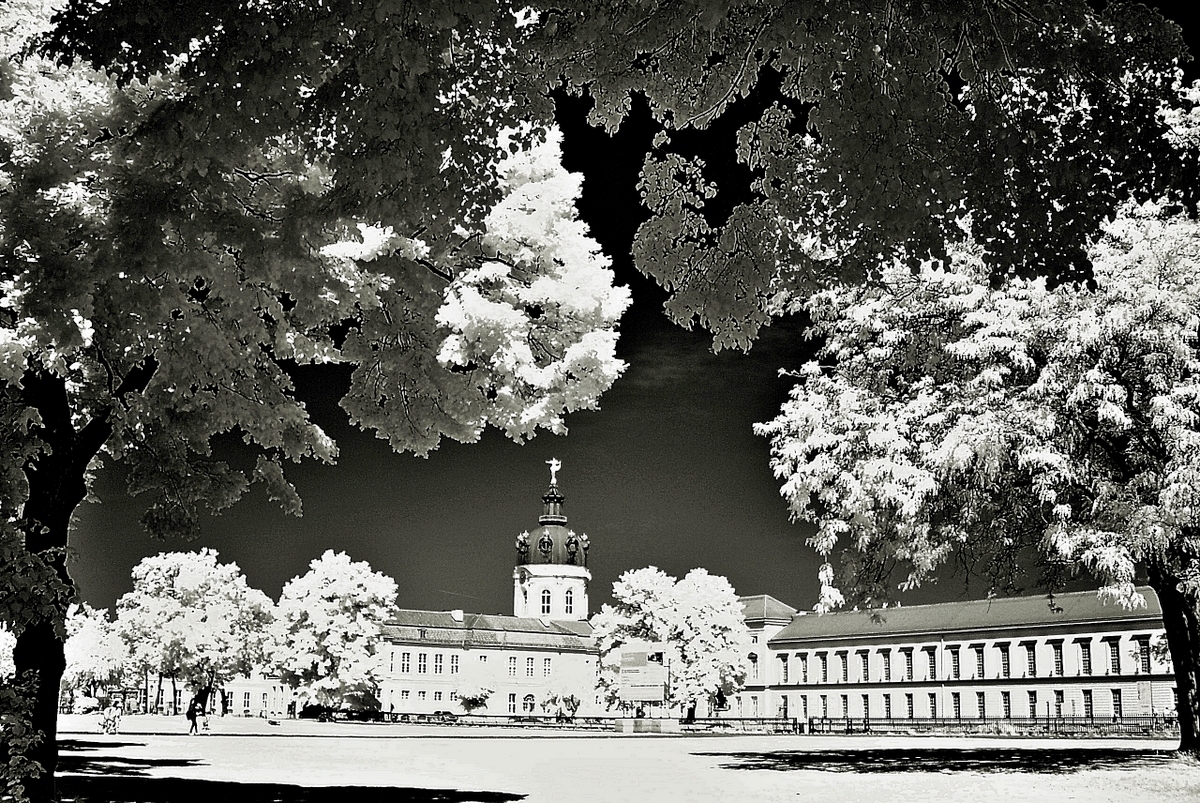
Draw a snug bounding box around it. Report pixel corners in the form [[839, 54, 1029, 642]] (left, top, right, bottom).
[[450, 609, 464, 623]]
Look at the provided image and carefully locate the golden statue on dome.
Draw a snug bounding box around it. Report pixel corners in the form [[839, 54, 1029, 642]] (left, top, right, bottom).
[[546, 457, 561, 486]]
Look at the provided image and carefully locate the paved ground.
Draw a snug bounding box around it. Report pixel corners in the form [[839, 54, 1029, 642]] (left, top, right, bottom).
[[55, 715, 1200, 802]]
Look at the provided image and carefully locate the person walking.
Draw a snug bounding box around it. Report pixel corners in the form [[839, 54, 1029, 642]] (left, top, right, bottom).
[[186, 699, 200, 735]]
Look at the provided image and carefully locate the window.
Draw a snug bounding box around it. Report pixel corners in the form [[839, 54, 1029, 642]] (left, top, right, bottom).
[[780, 655, 789, 684], [840, 694, 848, 718], [508, 656, 517, 677], [928, 693, 937, 718], [950, 648, 960, 680], [523, 694, 536, 713], [543, 658, 552, 677], [418, 653, 428, 674], [418, 691, 426, 701], [479, 654, 487, 663], [926, 648, 937, 680], [801, 695, 809, 719], [820, 695, 829, 718], [799, 653, 808, 683], [508, 693, 517, 714], [389, 651, 394, 673], [750, 654, 759, 682], [903, 649, 914, 681], [1028, 690, 1038, 718], [780, 695, 789, 718], [1138, 639, 1151, 674], [565, 588, 574, 615], [998, 644, 1010, 678], [434, 691, 442, 702], [905, 693, 914, 719], [526, 657, 535, 677], [839, 652, 848, 683], [1083, 689, 1094, 719], [1080, 641, 1092, 675], [819, 653, 828, 683], [401, 653, 411, 674], [450, 691, 458, 701], [952, 692, 961, 720], [976, 691, 986, 719], [1025, 643, 1037, 677], [434, 654, 443, 674], [1112, 689, 1123, 720], [974, 645, 985, 678], [860, 651, 870, 682], [418, 629, 427, 639], [1001, 691, 1011, 719], [862, 694, 870, 719], [1052, 642, 1064, 677], [450, 655, 459, 675], [883, 693, 892, 719], [540, 589, 551, 615], [243, 692, 250, 710], [882, 650, 892, 682], [1108, 639, 1122, 675], [401, 690, 410, 701], [1054, 689, 1064, 717]]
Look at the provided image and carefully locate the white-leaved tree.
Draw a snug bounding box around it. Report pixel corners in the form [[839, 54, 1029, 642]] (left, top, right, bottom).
[[756, 202, 1200, 751], [0, 626, 13, 678], [61, 604, 128, 707], [115, 550, 273, 715], [591, 566, 750, 716], [269, 550, 397, 710]]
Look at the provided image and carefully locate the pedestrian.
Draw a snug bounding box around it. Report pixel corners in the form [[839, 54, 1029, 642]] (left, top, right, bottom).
[[186, 699, 199, 735]]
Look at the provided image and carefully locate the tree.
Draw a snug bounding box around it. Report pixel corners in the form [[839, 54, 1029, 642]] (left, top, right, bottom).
[[115, 550, 273, 715], [61, 603, 128, 707], [541, 688, 581, 720], [0, 626, 12, 679], [0, 2, 628, 797], [269, 550, 397, 710], [454, 686, 494, 715], [755, 202, 1200, 751], [592, 567, 750, 715]]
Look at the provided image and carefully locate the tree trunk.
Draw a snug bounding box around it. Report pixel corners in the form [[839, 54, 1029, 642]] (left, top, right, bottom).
[[1147, 568, 1200, 755], [170, 675, 178, 716]]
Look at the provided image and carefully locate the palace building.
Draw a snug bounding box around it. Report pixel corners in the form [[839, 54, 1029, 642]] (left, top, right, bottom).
[[376, 466, 602, 718], [735, 588, 1175, 727]]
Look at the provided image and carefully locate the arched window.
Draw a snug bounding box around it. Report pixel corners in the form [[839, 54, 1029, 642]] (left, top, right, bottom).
[[523, 694, 536, 713], [540, 589, 552, 615], [564, 588, 574, 615]]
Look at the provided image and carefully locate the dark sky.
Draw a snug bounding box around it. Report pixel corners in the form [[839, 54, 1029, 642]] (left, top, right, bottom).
[[69, 5, 1199, 619]]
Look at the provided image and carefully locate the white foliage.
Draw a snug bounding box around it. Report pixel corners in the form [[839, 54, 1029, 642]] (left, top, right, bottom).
[[0, 625, 13, 678], [63, 603, 129, 693]]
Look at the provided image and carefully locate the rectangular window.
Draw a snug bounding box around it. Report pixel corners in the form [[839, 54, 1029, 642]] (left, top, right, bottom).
[[479, 654, 487, 663], [508, 693, 517, 714], [1081, 642, 1092, 675], [860, 651, 870, 682], [1001, 691, 1011, 719], [434, 691, 442, 702], [451, 655, 459, 675], [950, 648, 961, 680], [526, 657, 535, 677], [926, 649, 937, 681], [450, 691, 458, 701], [840, 694, 848, 718], [401, 653, 411, 674], [928, 693, 937, 718], [1028, 690, 1038, 718], [434, 654, 443, 674], [952, 692, 961, 720], [543, 658, 552, 677], [1112, 689, 1123, 720], [819, 653, 828, 683], [1054, 689, 1064, 717], [974, 645, 985, 678], [418, 691, 426, 701], [1108, 640, 1122, 675], [243, 691, 250, 710], [999, 645, 1010, 678], [862, 694, 870, 719], [1025, 644, 1037, 677], [401, 690, 409, 701], [389, 651, 394, 674], [976, 691, 986, 719], [905, 693, 914, 719], [799, 653, 808, 683], [1139, 640, 1151, 674], [1083, 689, 1094, 719], [882, 650, 892, 682], [1053, 643, 1064, 677], [418, 654, 428, 674], [883, 694, 892, 719], [780, 655, 789, 684], [801, 695, 808, 720], [508, 656, 517, 677], [904, 649, 914, 681], [840, 652, 849, 682], [820, 695, 828, 718]]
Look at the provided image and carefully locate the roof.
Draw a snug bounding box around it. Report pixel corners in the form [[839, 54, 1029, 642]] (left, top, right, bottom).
[[740, 594, 799, 623], [381, 610, 595, 653], [770, 587, 1163, 647]]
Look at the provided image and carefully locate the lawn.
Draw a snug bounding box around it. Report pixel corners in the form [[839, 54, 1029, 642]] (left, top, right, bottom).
[[54, 716, 1200, 802]]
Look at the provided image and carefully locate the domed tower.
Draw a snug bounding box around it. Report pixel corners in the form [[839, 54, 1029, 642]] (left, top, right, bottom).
[[513, 459, 590, 621]]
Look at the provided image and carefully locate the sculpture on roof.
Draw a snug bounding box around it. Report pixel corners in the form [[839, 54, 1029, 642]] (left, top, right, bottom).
[[546, 457, 561, 486], [516, 531, 530, 561]]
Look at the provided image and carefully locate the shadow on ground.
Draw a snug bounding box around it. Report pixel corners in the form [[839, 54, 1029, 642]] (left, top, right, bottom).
[[55, 740, 525, 802], [695, 747, 1180, 774]]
